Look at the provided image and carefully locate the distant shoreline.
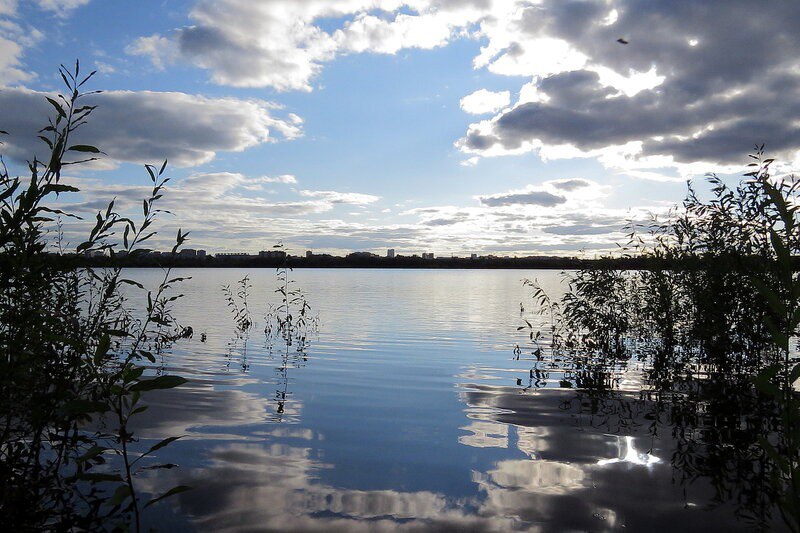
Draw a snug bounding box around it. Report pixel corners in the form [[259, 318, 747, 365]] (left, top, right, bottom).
[[47, 253, 800, 271]]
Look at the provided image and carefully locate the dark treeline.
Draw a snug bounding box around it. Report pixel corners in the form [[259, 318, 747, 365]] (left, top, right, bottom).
[[58, 252, 800, 270]]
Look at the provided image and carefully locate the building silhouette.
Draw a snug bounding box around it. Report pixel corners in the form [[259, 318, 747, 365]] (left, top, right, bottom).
[[259, 250, 287, 259]]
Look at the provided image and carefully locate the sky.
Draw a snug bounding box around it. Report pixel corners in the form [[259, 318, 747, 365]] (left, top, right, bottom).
[[1, 0, 799, 256]]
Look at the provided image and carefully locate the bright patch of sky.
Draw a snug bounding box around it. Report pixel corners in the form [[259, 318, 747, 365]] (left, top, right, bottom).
[[1, 0, 797, 256]]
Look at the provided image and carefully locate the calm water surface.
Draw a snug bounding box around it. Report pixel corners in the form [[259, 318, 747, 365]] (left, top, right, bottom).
[[128, 268, 749, 532]]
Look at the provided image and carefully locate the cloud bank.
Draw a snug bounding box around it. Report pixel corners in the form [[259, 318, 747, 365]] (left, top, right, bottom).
[[124, 1, 800, 172], [0, 88, 302, 167]]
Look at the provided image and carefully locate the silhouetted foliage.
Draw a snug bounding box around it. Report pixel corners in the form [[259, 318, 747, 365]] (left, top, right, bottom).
[[0, 62, 189, 530], [520, 150, 800, 531]]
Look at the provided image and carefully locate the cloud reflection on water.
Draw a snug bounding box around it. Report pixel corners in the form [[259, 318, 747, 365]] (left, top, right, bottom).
[[137, 378, 744, 532], [128, 270, 754, 531]]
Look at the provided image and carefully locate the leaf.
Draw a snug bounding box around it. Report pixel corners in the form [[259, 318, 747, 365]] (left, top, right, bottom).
[[45, 96, 66, 119], [753, 364, 782, 397], [130, 375, 188, 392], [119, 278, 145, 289], [64, 399, 110, 414], [144, 485, 191, 508], [78, 70, 97, 87], [138, 350, 156, 363], [79, 473, 124, 483], [108, 485, 132, 507], [68, 144, 103, 154], [45, 183, 80, 194], [142, 436, 184, 458], [77, 446, 109, 463], [95, 333, 111, 365], [142, 463, 179, 471], [38, 206, 81, 219], [122, 365, 145, 384]]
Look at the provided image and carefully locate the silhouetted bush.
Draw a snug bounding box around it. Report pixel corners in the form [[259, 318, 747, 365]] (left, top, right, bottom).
[[522, 150, 800, 531], [0, 62, 189, 530]]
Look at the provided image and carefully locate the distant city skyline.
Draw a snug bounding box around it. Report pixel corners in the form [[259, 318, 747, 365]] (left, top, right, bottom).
[[103, 246, 582, 262], [2, 2, 798, 255]]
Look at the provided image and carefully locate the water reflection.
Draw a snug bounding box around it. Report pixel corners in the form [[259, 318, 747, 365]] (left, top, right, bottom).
[[455, 381, 751, 531], [123, 269, 781, 531], [144, 441, 522, 532], [597, 436, 660, 467], [506, 268, 795, 529]]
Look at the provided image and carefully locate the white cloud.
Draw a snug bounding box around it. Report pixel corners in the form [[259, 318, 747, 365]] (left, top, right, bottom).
[[457, 1, 800, 174], [34, 0, 90, 13], [111, 1, 800, 175], [336, 10, 454, 54], [130, 0, 343, 91], [0, 0, 90, 83], [1, 0, 90, 15], [45, 167, 649, 256], [547, 178, 592, 191], [0, 35, 32, 84], [459, 89, 510, 115], [93, 61, 116, 74], [48, 171, 399, 254], [236, 174, 298, 191], [0, 13, 43, 85], [59, 173, 380, 223], [125, 35, 179, 70], [260, 174, 297, 184], [478, 187, 566, 208], [299, 189, 380, 205], [0, 88, 302, 167], [0, 0, 16, 16], [127, 0, 487, 91]]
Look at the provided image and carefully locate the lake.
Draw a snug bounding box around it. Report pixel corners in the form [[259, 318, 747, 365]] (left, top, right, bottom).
[[126, 268, 768, 532]]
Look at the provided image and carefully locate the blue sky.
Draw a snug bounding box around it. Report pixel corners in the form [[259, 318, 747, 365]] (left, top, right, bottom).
[[1, 1, 798, 255]]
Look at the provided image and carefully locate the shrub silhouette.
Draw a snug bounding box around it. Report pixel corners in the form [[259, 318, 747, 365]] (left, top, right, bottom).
[[521, 150, 800, 530], [0, 62, 190, 530]]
